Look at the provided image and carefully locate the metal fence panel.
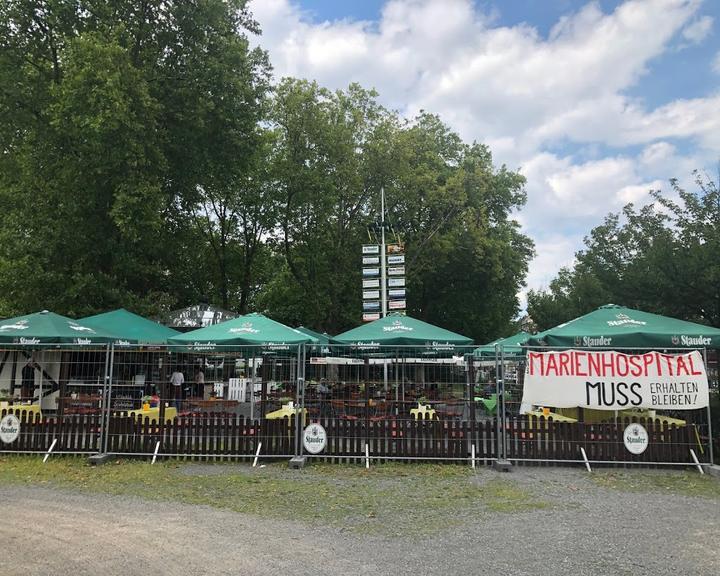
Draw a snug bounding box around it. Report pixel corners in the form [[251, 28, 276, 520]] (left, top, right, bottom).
[[495, 345, 715, 467]]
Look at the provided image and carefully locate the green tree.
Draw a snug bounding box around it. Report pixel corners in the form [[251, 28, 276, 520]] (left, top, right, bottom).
[[259, 80, 391, 331], [0, 0, 269, 317], [528, 171, 720, 330], [389, 115, 533, 341], [261, 82, 534, 339]]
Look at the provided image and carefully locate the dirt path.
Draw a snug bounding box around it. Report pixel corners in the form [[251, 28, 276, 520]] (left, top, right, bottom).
[[1, 468, 718, 576]]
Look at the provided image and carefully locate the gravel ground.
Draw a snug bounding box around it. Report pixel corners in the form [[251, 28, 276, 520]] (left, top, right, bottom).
[[1, 467, 718, 576]]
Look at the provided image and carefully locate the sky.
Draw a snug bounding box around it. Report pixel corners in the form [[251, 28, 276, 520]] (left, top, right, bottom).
[[248, 0, 720, 300]]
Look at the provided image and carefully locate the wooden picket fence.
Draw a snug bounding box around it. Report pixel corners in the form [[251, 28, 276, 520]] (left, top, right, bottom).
[[505, 416, 702, 465], [105, 414, 295, 460], [310, 417, 497, 463], [0, 408, 705, 466], [0, 408, 101, 454]]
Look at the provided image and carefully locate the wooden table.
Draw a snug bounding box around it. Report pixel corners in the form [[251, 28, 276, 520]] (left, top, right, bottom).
[[126, 407, 178, 423], [186, 399, 239, 414]]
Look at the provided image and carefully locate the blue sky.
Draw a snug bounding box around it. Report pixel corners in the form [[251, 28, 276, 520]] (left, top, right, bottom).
[[251, 0, 720, 297]]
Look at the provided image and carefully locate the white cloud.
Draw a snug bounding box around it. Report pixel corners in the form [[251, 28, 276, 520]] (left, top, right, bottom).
[[713, 51, 720, 73], [640, 141, 676, 166], [681, 15, 713, 43], [519, 153, 668, 236], [250, 0, 719, 291], [519, 233, 583, 309]]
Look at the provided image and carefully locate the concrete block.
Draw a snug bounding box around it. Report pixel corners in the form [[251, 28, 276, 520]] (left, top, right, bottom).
[[288, 456, 306, 469]]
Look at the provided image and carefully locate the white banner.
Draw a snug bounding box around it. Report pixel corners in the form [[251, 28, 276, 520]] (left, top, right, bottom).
[[522, 350, 709, 410]]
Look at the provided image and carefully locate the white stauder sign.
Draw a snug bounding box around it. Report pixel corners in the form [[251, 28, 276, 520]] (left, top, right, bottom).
[[623, 423, 649, 455], [303, 423, 327, 454], [0, 414, 20, 444]]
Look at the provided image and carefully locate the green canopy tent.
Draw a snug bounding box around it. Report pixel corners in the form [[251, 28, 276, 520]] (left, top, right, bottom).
[[333, 314, 474, 401], [527, 304, 720, 349], [0, 311, 117, 409], [473, 331, 530, 358], [169, 313, 315, 420], [0, 310, 117, 345], [169, 312, 314, 351], [333, 314, 473, 353], [81, 308, 180, 345], [296, 326, 332, 355]]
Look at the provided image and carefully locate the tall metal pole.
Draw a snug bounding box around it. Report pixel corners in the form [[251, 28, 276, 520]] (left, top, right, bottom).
[[380, 187, 389, 390], [380, 186, 387, 318]]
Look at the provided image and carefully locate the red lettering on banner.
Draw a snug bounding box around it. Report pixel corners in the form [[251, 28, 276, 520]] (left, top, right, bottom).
[[688, 354, 703, 376], [546, 354, 558, 376], [643, 354, 654, 377], [574, 351, 587, 376], [664, 354, 674, 376], [676, 355, 689, 376], [528, 350, 702, 379], [616, 354, 629, 377], [601, 353, 614, 377], [628, 355, 643, 377], [558, 352, 570, 376]]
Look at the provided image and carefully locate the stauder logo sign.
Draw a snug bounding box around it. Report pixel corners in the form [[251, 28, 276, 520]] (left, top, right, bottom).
[[303, 423, 327, 454], [623, 423, 649, 455], [0, 414, 20, 444]]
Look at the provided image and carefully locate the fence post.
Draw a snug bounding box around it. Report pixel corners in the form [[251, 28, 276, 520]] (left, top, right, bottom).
[[293, 343, 307, 459], [702, 348, 714, 465], [467, 353, 476, 458], [97, 344, 110, 454], [102, 343, 115, 455], [494, 344, 503, 461]]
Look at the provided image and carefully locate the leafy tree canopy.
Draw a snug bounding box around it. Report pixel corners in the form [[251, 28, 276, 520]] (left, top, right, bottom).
[[0, 1, 533, 342], [528, 172, 720, 331]]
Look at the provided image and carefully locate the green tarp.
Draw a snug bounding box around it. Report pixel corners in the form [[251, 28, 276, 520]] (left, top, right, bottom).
[[527, 304, 720, 349], [168, 312, 314, 352], [333, 314, 473, 354], [0, 310, 117, 345], [81, 308, 180, 345], [473, 331, 530, 358]]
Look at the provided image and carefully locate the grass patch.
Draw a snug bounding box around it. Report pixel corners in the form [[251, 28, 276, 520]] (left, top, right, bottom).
[[480, 478, 550, 513], [590, 470, 720, 499], [0, 456, 549, 536]]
